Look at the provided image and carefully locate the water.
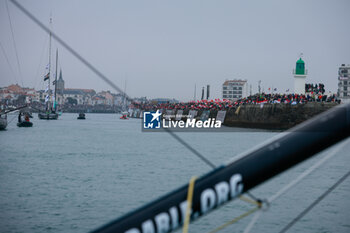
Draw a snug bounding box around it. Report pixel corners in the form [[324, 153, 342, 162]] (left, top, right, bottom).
[[0, 113, 349, 233]]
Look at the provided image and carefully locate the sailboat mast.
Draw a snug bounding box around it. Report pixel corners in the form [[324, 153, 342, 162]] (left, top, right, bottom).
[[123, 78, 127, 108], [48, 17, 52, 109], [54, 49, 58, 111]]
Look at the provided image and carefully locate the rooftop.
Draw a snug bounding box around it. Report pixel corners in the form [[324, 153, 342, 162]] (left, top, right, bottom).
[[223, 79, 247, 85]]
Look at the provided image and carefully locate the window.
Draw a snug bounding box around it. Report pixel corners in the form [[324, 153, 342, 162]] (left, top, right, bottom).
[[223, 95, 227, 98], [223, 91, 227, 94], [233, 87, 237, 90], [238, 87, 242, 90], [344, 81, 348, 85], [223, 87, 227, 90], [238, 91, 242, 94], [344, 92, 347, 97], [228, 91, 232, 94], [344, 87, 347, 91]]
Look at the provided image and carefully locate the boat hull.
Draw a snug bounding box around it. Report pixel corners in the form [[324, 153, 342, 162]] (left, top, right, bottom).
[[38, 113, 58, 120], [77, 117, 85, 120], [0, 118, 7, 130], [17, 121, 33, 127]]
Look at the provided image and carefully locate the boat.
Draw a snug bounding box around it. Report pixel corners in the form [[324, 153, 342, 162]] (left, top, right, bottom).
[[38, 112, 58, 120], [17, 113, 33, 127], [120, 114, 128, 120], [17, 121, 33, 127], [0, 115, 7, 130], [77, 112, 86, 120], [38, 18, 59, 120], [0, 106, 28, 130]]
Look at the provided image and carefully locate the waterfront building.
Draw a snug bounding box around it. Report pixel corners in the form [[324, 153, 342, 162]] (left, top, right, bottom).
[[63, 88, 96, 105], [337, 64, 350, 99], [222, 79, 247, 100], [293, 57, 308, 94], [0, 84, 36, 104], [98, 91, 114, 105]]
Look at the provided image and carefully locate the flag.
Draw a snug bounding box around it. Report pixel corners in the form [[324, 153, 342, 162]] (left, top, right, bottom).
[[286, 89, 289, 92], [45, 63, 49, 70], [52, 80, 56, 85], [45, 95, 49, 102], [274, 88, 277, 91], [44, 72, 50, 81]]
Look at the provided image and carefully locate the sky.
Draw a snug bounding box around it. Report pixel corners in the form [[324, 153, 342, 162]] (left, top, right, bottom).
[[0, 0, 349, 101]]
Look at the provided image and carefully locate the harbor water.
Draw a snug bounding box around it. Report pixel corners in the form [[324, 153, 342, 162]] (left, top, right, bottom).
[[0, 113, 349, 233]]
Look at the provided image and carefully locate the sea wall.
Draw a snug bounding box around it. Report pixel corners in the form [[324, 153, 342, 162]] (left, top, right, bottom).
[[170, 102, 338, 130], [130, 102, 339, 130], [221, 102, 338, 130]]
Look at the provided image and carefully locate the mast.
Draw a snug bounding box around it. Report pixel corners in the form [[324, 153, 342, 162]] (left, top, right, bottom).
[[123, 77, 127, 110], [194, 83, 196, 101], [54, 49, 58, 112], [47, 17, 52, 110]]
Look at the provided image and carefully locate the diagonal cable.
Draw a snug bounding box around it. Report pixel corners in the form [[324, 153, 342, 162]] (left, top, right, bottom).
[[164, 128, 216, 169], [278, 169, 350, 233], [10, 0, 217, 169], [9, 0, 130, 101], [5, 0, 23, 86], [0, 40, 19, 84]]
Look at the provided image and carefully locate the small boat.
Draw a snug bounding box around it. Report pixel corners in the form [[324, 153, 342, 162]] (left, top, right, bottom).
[[38, 112, 59, 120], [0, 115, 7, 130], [77, 113, 85, 120], [17, 113, 33, 127], [120, 114, 128, 120], [17, 121, 33, 127]]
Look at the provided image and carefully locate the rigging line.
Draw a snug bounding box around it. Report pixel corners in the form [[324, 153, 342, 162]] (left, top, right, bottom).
[[242, 211, 263, 233], [9, 0, 130, 101], [278, 169, 350, 233], [0, 40, 19, 84], [268, 137, 350, 203], [242, 138, 350, 233], [33, 34, 49, 90], [10, 0, 217, 171], [5, 0, 23, 87], [164, 128, 216, 169]]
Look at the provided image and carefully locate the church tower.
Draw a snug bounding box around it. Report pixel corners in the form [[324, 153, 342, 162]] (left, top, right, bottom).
[[293, 57, 307, 94], [57, 69, 65, 95]]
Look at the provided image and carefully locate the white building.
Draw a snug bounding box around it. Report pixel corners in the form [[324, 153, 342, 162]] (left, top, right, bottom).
[[293, 57, 308, 94], [338, 64, 350, 99], [222, 79, 247, 100]]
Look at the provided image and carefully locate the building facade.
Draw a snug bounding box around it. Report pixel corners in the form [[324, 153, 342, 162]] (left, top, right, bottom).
[[338, 64, 350, 99], [222, 79, 247, 100]]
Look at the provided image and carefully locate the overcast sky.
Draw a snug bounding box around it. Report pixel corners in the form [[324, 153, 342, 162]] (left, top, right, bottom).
[[1, 0, 349, 101]]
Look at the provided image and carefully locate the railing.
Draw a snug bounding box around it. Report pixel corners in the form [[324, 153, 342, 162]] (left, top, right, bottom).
[[293, 69, 308, 75]]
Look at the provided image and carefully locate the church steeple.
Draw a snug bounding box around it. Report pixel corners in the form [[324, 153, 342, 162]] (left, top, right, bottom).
[[57, 69, 64, 95], [58, 69, 63, 80]]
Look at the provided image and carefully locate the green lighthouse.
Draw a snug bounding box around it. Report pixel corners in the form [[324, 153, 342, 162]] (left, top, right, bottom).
[[295, 58, 306, 75], [293, 56, 307, 94]]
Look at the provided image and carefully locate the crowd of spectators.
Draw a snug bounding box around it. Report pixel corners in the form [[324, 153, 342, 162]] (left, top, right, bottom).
[[131, 93, 340, 111]]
